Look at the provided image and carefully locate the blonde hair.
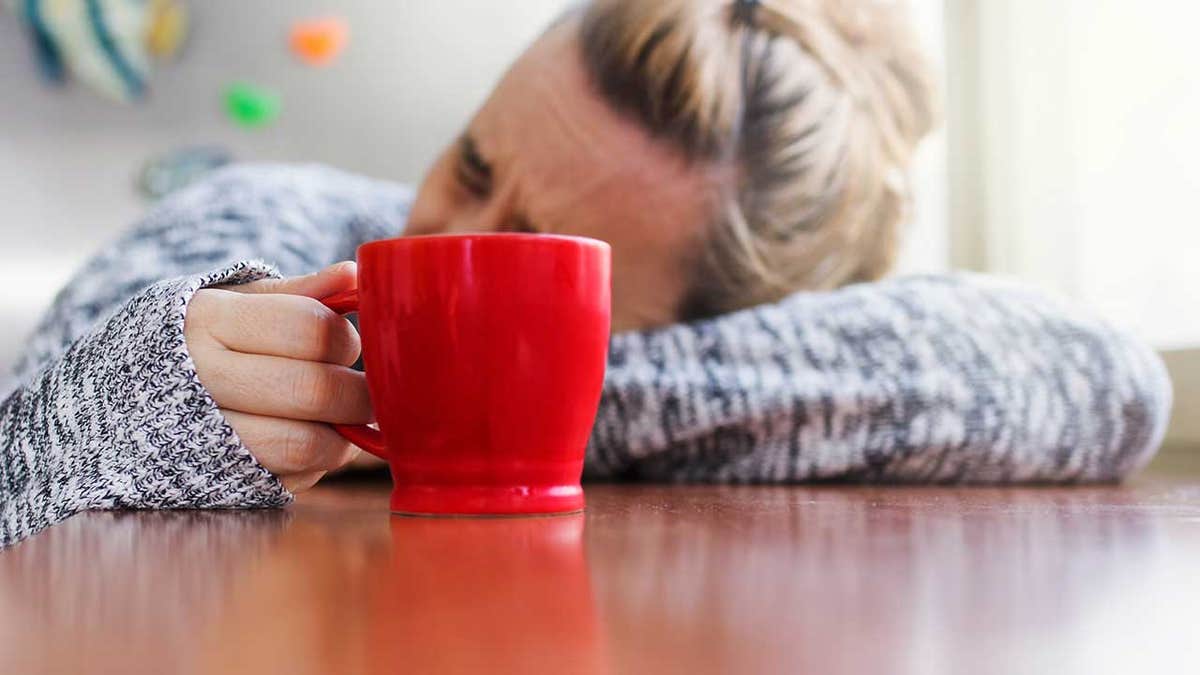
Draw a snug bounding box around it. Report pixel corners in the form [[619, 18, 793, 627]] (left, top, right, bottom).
[[578, 0, 937, 318]]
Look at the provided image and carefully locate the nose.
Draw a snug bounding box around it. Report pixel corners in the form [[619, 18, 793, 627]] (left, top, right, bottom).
[[442, 211, 501, 235], [407, 197, 512, 237], [405, 211, 484, 237]]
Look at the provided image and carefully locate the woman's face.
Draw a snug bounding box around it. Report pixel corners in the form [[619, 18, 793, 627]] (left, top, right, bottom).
[[406, 21, 716, 333]]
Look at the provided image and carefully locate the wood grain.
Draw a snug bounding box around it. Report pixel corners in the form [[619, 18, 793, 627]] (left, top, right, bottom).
[[4, 467, 1200, 674]]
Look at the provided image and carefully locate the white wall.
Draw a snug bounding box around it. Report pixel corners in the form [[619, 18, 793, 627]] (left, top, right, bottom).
[[0, 0, 571, 375]]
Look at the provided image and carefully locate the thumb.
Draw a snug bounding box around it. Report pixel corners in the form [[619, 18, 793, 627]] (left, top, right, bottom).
[[231, 261, 357, 299]]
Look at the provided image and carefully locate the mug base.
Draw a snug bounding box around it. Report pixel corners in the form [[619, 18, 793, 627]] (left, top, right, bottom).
[[388, 484, 585, 516]]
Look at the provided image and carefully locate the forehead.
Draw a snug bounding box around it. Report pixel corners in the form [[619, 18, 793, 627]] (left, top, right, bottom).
[[470, 21, 712, 236]]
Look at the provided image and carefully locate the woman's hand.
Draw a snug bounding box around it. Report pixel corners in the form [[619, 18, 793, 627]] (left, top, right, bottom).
[[185, 263, 369, 492]]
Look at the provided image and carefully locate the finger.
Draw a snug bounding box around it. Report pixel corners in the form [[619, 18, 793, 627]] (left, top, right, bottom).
[[225, 409, 360, 475], [203, 290, 361, 366], [226, 262, 357, 299], [200, 350, 373, 424], [329, 449, 388, 475], [281, 471, 327, 494]]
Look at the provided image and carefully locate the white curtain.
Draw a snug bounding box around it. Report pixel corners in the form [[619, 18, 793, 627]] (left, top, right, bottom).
[[948, 0, 1200, 350], [947, 0, 1200, 449], [895, 0, 949, 276]]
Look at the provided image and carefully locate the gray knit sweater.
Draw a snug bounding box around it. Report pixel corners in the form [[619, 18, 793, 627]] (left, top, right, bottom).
[[0, 164, 1173, 548]]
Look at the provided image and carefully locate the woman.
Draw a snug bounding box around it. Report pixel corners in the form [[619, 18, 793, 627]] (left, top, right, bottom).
[[0, 0, 1171, 547]]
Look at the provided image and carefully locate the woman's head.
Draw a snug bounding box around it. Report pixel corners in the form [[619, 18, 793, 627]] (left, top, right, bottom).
[[406, 0, 936, 331]]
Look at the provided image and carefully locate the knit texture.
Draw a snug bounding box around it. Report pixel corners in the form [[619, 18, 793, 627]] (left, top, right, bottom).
[[1, 263, 290, 546], [1, 163, 1173, 548], [590, 274, 1172, 483]]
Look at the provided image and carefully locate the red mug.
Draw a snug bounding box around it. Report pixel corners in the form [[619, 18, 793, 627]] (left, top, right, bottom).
[[321, 233, 611, 515]]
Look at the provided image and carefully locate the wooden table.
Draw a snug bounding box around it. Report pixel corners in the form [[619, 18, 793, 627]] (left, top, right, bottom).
[[4, 461, 1200, 675]]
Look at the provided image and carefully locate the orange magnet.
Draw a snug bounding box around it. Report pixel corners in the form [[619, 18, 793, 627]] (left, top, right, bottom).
[[289, 16, 349, 66]]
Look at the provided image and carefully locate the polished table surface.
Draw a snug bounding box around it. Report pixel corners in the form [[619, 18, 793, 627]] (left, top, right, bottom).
[[4, 459, 1200, 675]]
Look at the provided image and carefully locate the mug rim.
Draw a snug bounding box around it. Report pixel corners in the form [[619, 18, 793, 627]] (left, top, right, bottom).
[[359, 232, 610, 256]]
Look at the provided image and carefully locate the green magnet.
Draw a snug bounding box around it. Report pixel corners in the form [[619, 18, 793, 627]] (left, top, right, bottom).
[[224, 83, 281, 128]]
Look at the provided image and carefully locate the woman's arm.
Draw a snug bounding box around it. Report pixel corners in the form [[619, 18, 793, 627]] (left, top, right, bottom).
[[2, 164, 410, 547], [1, 263, 292, 547], [12, 163, 410, 382], [589, 274, 1172, 483]]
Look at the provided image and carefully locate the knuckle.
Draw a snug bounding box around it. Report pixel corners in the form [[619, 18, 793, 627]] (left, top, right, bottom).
[[280, 423, 322, 472], [303, 302, 359, 364], [307, 304, 342, 355], [232, 277, 281, 295], [292, 365, 338, 415], [337, 321, 363, 365], [187, 288, 215, 316], [229, 292, 265, 333], [190, 349, 221, 395], [194, 349, 240, 405], [206, 290, 265, 349], [184, 291, 217, 339]]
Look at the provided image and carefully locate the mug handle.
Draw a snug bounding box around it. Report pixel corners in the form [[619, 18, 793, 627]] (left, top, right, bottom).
[[320, 288, 391, 461]]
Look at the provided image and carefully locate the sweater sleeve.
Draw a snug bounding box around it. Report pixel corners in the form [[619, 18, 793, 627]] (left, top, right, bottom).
[[587, 273, 1173, 484], [1, 164, 412, 548], [11, 163, 411, 382], [1, 263, 290, 547]]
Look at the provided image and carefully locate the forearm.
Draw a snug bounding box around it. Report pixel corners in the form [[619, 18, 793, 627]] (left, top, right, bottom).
[[14, 163, 409, 381], [588, 274, 1172, 483], [1, 264, 291, 548], [2, 164, 410, 546]]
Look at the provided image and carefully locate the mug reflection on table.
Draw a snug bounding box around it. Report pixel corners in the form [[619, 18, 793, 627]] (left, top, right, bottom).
[[371, 514, 608, 674]]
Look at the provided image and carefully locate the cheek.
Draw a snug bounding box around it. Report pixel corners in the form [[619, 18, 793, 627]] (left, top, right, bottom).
[[609, 233, 685, 291], [583, 216, 701, 324], [406, 153, 460, 236], [571, 208, 702, 284]]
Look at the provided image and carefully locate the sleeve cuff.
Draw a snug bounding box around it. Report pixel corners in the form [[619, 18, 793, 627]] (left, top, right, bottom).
[[88, 259, 295, 509]]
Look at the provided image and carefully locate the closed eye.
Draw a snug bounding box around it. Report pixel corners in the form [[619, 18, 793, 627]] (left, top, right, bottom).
[[455, 133, 492, 199]]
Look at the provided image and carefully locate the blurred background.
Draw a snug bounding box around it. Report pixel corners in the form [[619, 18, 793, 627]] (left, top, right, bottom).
[[0, 1, 1196, 454]]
